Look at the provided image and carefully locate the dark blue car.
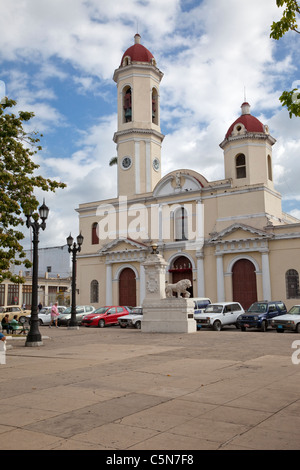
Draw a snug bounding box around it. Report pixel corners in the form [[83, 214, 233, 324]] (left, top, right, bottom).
[[237, 301, 287, 332]]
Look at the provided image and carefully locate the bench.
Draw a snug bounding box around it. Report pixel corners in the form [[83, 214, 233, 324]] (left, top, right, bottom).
[[12, 317, 29, 335]]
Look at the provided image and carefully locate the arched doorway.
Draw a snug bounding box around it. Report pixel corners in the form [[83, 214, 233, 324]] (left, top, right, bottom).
[[232, 259, 257, 310], [119, 268, 136, 307], [169, 255, 193, 297]]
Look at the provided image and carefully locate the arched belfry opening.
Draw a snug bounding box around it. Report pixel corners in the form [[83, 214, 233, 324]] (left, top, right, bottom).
[[123, 86, 132, 123], [152, 87, 158, 124]]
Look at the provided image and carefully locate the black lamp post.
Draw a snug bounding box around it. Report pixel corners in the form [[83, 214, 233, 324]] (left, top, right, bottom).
[[25, 200, 49, 347], [67, 232, 84, 329]]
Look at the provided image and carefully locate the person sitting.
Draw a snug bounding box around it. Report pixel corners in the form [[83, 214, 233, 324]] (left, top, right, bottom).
[[10, 315, 20, 334], [1, 315, 13, 334]]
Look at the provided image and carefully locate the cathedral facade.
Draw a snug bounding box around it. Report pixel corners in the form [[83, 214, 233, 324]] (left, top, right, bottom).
[[76, 34, 300, 311]]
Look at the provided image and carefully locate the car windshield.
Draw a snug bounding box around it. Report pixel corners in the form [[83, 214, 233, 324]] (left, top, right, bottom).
[[204, 305, 223, 313], [94, 307, 109, 314], [61, 307, 71, 314], [288, 306, 300, 315], [248, 302, 267, 313], [131, 308, 142, 315]]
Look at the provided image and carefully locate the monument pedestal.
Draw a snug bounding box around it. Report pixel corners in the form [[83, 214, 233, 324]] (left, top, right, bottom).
[[141, 250, 196, 334], [142, 297, 196, 333]]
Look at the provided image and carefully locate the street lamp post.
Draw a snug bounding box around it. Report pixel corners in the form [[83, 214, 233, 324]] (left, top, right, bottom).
[[25, 200, 49, 347], [66, 232, 84, 329]]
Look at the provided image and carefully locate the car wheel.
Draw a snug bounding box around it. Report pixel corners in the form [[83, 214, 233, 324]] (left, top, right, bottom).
[[135, 321, 141, 329], [213, 320, 222, 331], [19, 316, 26, 323], [296, 323, 300, 333], [260, 321, 267, 332], [98, 319, 105, 328]]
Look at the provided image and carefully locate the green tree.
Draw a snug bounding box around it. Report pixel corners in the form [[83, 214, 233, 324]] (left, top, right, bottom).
[[270, 0, 300, 117], [0, 98, 66, 284]]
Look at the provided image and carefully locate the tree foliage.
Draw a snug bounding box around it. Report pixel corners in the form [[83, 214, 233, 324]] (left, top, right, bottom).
[[0, 98, 66, 283], [270, 0, 300, 117]]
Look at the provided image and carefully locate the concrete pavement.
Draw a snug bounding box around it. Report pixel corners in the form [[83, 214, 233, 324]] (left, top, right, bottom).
[[1, 325, 300, 450]]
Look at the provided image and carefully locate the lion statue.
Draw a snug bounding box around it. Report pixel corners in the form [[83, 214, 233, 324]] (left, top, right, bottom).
[[165, 279, 192, 298]]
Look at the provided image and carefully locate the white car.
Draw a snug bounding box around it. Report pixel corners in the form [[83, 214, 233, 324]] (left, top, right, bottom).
[[118, 307, 143, 329], [271, 305, 300, 333], [193, 297, 211, 321], [195, 302, 245, 331], [26, 306, 67, 326]]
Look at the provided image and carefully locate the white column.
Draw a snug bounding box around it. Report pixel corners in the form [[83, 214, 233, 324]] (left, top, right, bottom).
[[196, 254, 205, 297], [261, 251, 272, 300], [106, 263, 113, 305], [216, 254, 225, 302], [146, 141, 151, 192], [140, 264, 146, 305], [135, 140, 140, 194]]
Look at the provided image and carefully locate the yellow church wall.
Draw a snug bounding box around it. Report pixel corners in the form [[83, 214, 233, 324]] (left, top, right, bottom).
[[268, 238, 300, 310]]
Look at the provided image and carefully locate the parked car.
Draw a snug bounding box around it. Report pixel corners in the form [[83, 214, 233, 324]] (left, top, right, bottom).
[[0, 305, 29, 323], [82, 306, 131, 328], [57, 305, 95, 326], [118, 307, 143, 329], [192, 297, 211, 322], [237, 301, 287, 332], [195, 302, 244, 331], [271, 305, 300, 333], [26, 306, 67, 326]]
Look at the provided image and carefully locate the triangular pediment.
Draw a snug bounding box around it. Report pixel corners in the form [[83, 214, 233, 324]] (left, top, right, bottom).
[[210, 223, 272, 243], [99, 237, 148, 255]]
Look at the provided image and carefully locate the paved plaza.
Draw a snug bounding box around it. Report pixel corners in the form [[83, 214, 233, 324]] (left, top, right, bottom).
[[1, 325, 300, 451]]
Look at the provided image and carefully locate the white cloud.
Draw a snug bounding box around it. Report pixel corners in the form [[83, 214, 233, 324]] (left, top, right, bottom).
[[1, 0, 300, 248]]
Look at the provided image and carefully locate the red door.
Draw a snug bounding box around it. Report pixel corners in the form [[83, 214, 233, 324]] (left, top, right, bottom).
[[119, 268, 136, 307], [232, 259, 257, 310]]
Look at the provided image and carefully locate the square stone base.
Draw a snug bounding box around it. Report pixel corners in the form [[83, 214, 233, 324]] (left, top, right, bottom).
[[142, 298, 196, 333]]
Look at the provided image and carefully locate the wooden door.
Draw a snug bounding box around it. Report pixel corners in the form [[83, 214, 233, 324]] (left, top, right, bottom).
[[119, 268, 136, 307], [232, 259, 257, 310]]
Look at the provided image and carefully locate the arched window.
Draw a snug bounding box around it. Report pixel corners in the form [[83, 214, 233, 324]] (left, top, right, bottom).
[[267, 155, 273, 181], [92, 223, 99, 245], [286, 269, 300, 298], [152, 88, 158, 125], [174, 207, 188, 241], [236, 154, 246, 179], [123, 86, 132, 123], [90, 280, 99, 303]]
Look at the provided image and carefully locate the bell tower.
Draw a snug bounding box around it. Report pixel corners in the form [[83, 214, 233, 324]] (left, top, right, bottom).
[[220, 102, 276, 189], [113, 34, 164, 198]]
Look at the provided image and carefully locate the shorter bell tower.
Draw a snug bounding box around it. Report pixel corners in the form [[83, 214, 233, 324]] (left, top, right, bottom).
[[220, 102, 276, 189], [113, 34, 164, 198]]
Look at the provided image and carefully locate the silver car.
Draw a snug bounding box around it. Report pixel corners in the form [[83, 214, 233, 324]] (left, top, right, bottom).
[[271, 305, 300, 333], [118, 307, 143, 329], [57, 305, 95, 326], [26, 306, 67, 326]]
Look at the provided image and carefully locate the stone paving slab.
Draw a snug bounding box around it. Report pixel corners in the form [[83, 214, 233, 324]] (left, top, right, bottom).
[[0, 326, 300, 451]]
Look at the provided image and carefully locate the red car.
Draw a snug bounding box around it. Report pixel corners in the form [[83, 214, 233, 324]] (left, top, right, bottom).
[[81, 306, 131, 328]]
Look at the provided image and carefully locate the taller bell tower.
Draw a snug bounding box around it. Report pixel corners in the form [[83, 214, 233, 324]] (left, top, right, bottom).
[[113, 34, 164, 197]]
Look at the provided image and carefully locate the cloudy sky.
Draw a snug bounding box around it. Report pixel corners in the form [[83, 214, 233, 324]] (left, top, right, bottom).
[[0, 0, 299, 249]]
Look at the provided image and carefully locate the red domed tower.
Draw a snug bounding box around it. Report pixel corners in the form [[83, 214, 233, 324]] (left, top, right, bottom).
[[220, 102, 276, 188], [113, 34, 164, 197]]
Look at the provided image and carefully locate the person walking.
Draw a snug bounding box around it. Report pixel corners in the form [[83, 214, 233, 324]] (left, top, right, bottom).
[[49, 303, 59, 328]]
